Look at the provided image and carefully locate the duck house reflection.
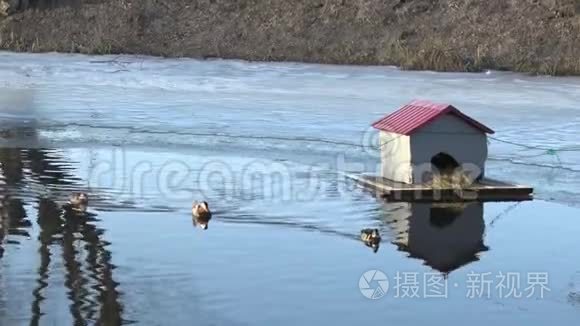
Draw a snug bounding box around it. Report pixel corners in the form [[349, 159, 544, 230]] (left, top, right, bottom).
[[385, 202, 488, 274]]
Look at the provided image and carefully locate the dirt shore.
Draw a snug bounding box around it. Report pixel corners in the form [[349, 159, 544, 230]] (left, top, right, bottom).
[[1, 0, 580, 75]]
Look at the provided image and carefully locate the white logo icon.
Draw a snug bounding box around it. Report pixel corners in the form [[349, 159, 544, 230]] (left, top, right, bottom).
[[359, 270, 389, 299]]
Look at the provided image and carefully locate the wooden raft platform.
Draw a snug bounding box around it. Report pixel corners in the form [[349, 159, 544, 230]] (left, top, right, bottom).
[[343, 173, 534, 202]]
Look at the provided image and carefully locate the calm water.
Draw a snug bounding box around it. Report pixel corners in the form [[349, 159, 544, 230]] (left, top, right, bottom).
[[1, 52, 580, 325]]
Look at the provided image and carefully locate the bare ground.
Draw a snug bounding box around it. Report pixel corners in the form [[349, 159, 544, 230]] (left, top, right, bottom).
[[1, 0, 580, 75]]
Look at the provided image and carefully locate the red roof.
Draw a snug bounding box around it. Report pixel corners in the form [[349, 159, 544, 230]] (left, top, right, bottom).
[[371, 100, 494, 135]]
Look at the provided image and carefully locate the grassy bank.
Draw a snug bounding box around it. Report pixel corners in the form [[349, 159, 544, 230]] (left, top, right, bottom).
[[1, 0, 580, 75]]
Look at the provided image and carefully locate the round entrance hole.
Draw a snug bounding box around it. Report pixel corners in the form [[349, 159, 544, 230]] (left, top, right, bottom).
[[431, 152, 460, 175]]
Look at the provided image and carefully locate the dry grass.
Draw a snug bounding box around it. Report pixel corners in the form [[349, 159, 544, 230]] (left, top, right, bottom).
[[425, 171, 476, 189], [402, 43, 469, 72], [0, 0, 579, 75], [0, 30, 27, 51]]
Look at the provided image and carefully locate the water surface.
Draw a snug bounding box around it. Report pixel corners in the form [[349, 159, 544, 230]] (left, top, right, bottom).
[[1, 52, 580, 325]]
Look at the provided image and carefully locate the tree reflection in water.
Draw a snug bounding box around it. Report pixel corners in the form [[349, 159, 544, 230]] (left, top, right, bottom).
[[0, 147, 124, 325]]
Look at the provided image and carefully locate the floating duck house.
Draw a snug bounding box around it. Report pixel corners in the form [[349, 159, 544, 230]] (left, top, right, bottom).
[[344, 99, 533, 202], [371, 99, 494, 185]]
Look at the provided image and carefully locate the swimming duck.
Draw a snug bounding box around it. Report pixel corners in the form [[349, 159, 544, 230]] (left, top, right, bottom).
[[192, 201, 212, 230], [361, 228, 381, 253], [67, 192, 89, 213]]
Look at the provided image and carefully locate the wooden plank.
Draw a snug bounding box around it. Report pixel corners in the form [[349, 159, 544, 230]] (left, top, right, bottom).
[[342, 173, 534, 202]]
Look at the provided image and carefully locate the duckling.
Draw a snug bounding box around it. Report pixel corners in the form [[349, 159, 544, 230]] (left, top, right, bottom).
[[192, 201, 212, 230], [67, 192, 89, 213], [361, 228, 381, 253]]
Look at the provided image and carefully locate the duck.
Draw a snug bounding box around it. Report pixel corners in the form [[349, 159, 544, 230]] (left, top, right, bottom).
[[361, 228, 381, 253], [192, 201, 212, 230], [67, 192, 89, 213]]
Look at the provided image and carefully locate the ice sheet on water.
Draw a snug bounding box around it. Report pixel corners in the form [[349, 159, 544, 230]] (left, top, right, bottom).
[[1, 51, 580, 205]]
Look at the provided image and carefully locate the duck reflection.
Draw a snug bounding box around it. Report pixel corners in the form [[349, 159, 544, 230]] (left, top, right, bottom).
[[384, 202, 488, 274]]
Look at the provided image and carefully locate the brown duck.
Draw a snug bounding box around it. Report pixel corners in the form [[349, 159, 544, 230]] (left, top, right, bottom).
[[67, 192, 89, 213], [192, 201, 212, 230], [361, 228, 381, 253]]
